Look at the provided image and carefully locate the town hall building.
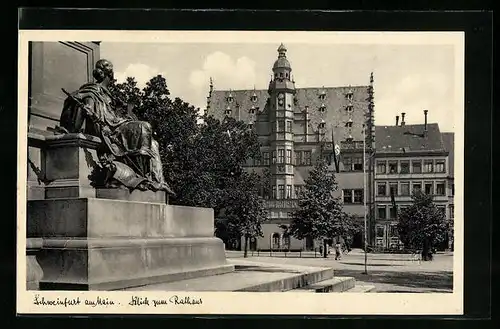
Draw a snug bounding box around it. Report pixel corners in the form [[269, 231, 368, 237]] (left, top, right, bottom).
[[206, 44, 376, 251]]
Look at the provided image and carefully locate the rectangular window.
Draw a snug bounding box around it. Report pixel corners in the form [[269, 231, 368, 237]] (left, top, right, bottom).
[[449, 205, 454, 219], [388, 161, 398, 174], [278, 149, 285, 164], [254, 156, 261, 166], [286, 185, 292, 199], [353, 157, 363, 171], [263, 152, 270, 165], [354, 189, 363, 203], [294, 185, 302, 198], [412, 182, 422, 194], [424, 182, 434, 195], [272, 186, 277, 199], [286, 149, 292, 164], [304, 151, 312, 165], [400, 161, 410, 174], [412, 160, 422, 173], [343, 156, 352, 171], [400, 182, 410, 196], [278, 120, 285, 132], [389, 183, 398, 196], [263, 187, 270, 199], [272, 151, 277, 164], [389, 224, 398, 237], [377, 183, 387, 196], [390, 206, 397, 219], [286, 121, 292, 133], [278, 185, 285, 199], [424, 160, 433, 173], [343, 189, 352, 203], [377, 161, 386, 174], [435, 160, 445, 173], [295, 151, 302, 165], [452, 183, 455, 196], [378, 207, 387, 220], [436, 182, 446, 195], [376, 225, 385, 237]]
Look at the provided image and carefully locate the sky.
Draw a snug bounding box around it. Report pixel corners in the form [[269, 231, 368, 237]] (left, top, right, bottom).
[[101, 41, 458, 132]]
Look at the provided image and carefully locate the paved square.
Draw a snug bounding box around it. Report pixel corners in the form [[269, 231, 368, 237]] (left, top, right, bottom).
[[226, 250, 453, 293]]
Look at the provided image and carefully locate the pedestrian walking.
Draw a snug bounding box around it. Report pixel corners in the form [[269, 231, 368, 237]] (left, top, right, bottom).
[[335, 241, 342, 260]]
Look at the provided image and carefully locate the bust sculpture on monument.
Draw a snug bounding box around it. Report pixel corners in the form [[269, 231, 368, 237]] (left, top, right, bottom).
[[58, 59, 174, 194]]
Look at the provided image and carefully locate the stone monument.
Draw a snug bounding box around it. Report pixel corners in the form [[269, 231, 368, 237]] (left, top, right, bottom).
[[26, 43, 233, 290]]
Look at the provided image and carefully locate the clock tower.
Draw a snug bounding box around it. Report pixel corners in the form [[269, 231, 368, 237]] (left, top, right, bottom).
[[267, 43, 296, 214]]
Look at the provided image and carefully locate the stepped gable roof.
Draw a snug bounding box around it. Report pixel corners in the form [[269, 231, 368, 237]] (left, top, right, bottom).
[[375, 123, 445, 154]]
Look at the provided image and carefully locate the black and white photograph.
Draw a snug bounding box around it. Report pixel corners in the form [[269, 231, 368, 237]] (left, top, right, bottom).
[[17, 30, 464, 315]]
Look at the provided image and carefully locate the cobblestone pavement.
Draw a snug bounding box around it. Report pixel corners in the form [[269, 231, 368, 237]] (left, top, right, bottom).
[[226, 250, 454, 293]]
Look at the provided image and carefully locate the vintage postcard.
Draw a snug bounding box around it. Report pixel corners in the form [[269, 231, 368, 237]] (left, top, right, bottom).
[[17, 30, 464, 315]]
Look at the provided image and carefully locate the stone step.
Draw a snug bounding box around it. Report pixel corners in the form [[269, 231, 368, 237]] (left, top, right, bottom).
[[294, 276, 356, 293], [123, 261, 334, 292], [344, 285, 376, 293]]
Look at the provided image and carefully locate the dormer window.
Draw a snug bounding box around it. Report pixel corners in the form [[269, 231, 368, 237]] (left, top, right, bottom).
[[346, 105, 353, 112], [248, 122, 254, 130], [346, 135, 353, 141], [225, 106, 232, 116], [345, 120, 353, 128], [346, 89, 353, 101], [319, 88, 327, 101], [319, 120, 326, 129], [319, 103, 326, 113], [249, 105, 256, 115], [227, 92, 233, 103], [251, 92, 258, 103]]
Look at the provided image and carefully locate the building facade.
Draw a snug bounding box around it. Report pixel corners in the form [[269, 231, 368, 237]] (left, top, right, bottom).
[[373, 111, 454, 250], [207, 44, 376, 251]]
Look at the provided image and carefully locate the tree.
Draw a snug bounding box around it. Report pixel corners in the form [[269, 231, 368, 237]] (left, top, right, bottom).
[[109, 75, 265, 250], [223, 171, 268, 257], [397, 191, 448, 261], [288, 158, 349, 258]]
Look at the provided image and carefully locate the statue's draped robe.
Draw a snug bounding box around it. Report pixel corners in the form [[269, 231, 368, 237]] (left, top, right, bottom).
[[60, 82, 170, 192]]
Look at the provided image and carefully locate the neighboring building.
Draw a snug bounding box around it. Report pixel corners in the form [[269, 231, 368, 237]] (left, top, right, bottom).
[[441, 132, 455, 250], [373, 111, 454, 250], [207, 44, 376, 251]]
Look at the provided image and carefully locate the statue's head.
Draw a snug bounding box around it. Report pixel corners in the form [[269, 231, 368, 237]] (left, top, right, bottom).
[[93, 59, 114, 83]]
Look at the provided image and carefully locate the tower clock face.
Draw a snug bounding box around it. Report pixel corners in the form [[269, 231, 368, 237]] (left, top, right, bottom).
[[278, 93, 284, 106]]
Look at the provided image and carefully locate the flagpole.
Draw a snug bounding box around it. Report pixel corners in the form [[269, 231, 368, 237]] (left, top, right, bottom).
[[363, 124, 368, 275]]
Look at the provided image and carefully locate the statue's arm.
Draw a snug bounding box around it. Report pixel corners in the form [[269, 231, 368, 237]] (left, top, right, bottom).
[[72, 96, 96, 132]]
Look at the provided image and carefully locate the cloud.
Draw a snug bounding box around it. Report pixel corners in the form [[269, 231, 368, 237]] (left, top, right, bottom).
[[188, 51, 257, 105], [114, 63, 165, 89]]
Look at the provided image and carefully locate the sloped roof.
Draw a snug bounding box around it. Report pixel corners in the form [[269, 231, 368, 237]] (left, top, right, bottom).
[[441, 132, 454, 176], [375, 123, 446, 153], [208, 85, 371, 143]]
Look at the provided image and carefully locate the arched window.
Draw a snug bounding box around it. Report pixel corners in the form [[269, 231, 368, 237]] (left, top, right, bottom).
[[272, 233, 280, 249]]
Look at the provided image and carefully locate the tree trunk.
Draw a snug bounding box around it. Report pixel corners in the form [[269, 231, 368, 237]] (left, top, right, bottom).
[[323, 239, 328, 258], [243, 235, 249, 258], [421, 239, 433, 261]]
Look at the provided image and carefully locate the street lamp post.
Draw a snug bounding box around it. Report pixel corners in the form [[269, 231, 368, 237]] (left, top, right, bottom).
[[363, 124, 368, 275]]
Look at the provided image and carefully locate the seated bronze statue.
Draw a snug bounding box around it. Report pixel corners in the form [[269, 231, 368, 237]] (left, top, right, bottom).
[[59, 59, 174, 194]]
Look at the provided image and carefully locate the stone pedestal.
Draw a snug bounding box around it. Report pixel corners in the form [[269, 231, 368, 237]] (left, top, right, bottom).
[[27, 133, 233, 290]]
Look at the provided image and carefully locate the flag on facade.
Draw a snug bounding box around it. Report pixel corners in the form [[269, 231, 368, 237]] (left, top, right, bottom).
[[331, 128, 340, 173]]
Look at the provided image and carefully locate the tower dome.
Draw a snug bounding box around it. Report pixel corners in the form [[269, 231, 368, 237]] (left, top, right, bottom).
[[273, 43, 292, 71]]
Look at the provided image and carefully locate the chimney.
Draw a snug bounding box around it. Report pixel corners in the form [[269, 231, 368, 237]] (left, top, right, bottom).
[[401, 112, 406, 126], [424, 109, 428, 131], [396, 115, 400, 126]]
